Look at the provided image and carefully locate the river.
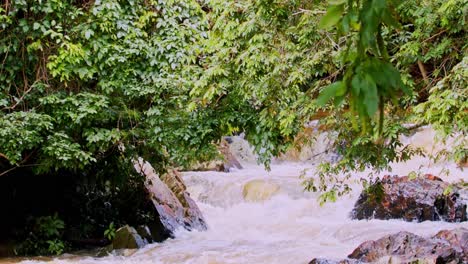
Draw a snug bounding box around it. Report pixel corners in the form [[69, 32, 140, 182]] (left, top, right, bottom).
[[7, 128, 468, 264]]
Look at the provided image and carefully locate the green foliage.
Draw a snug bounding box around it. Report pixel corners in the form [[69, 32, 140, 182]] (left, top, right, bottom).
[[0, 0, 215, 177], [395, 0, 467, 78], [192, 0, 336, 165], [414, 56, 467, 163], [15, 213, 66, 256], [302, 118, 425, 202], [36, 214, 65, 238], [317, 0, 411, 135], [364, 179, 385, 203], [191, 0, 465, 201], [46, 239, 65, 256], [0, 112, 53, 165], [1, 0, 214, 255], [104, 222, 116, 241], [1, 1, 465, 175]]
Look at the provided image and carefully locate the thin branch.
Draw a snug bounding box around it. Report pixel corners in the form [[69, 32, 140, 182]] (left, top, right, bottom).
[[417, 60, 429, 85], [0, 164, 41, 177], [0, 166, 17, 177], [0, 153, 9, 161], [292, 9, 326, 16], [2, 81, 37, 111], [423, 29, 447, 43]]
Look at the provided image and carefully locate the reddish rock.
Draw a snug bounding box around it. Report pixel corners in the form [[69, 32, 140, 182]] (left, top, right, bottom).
[[347, 228, 468, 263], [433, 228, 468, 263], [351, 174, 467, 222], [310, 228, 468, 263]]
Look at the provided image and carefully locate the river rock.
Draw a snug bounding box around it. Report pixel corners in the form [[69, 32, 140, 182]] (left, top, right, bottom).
[[134, 159, 207, 242], [309, 228, 468, 264], [219, 138, 243, 172], [348, 228, 468, 263], [189, 160, 225, 172], [242, 179, 280, 202], [136, 225, 153, 243], [112, 225, 148, 249], [351, 174, 467, 222], [309, 258, 361, 264], [432, 228, 468, 260], [184, 138, 242, 172], [160, 168, 207, 231]]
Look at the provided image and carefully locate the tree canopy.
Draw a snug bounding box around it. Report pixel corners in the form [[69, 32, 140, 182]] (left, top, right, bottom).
[[1, 0, 466, 195]]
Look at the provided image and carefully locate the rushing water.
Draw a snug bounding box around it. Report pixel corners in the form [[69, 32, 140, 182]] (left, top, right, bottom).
[[7, 128, 468, 264]]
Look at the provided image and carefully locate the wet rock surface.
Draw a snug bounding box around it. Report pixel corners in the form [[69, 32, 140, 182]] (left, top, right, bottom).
[[309, 258, 360, 264], [218, 138, 243, 172], [186, 137, 243, 172], [135, 225, 153, 243], [112, 225, 148, 249], [188, 160, 225, 172], [351, 174, 467, 222], [242, 179, 280, 202], [134, 159, 207, 242], [348, 228, 468, 263], [432, 228, 468, 261], [159, 168, 208, 231], [310, 228, 468, 264]]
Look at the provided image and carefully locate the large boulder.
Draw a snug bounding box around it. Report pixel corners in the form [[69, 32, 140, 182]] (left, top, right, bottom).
[[309, 228, 468, 264], [134, 159, 207, 242], [351, 174, 467, 222], [348, 228, 468, 263]]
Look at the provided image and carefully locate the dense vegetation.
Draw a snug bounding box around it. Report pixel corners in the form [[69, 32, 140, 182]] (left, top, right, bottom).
[[0, 0, 466, 256]]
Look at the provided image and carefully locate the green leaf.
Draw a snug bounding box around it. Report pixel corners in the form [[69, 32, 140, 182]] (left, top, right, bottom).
[[329, 0, 346, 4], [363, 75, 378, 116], [381, 10, 401, 29], [341, 14, 351, 33], [443, 185, 453, 196], [319, 5, 345, 29], [351, 74, 363, 96], [316, 81, 345, 106], [84, 29, 94, 39], [334, 95, 346, 107]]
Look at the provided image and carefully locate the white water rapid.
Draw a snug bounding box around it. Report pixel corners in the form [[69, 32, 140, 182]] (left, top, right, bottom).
[[11, 128, 468, 264]]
